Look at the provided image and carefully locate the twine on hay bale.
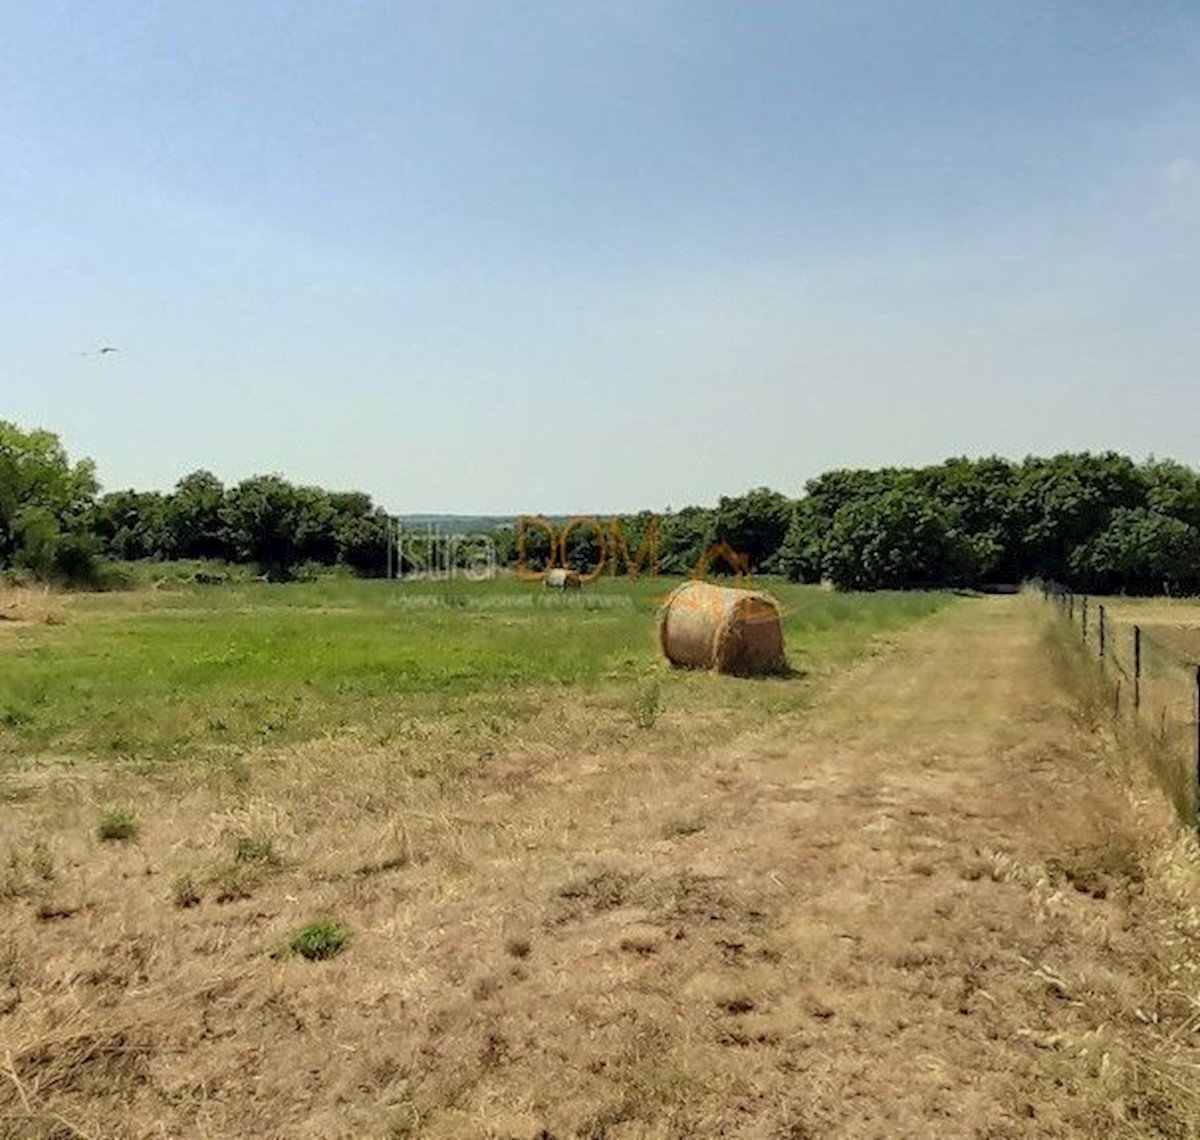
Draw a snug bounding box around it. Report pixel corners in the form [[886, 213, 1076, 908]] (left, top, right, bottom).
[[658, 581, 786, 676], [544, 568, 582, 590]]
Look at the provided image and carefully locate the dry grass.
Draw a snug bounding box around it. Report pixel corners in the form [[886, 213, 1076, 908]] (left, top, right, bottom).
[[1102, 596, 1200, 627], [1045, 593, 1200, 825], [1, 596, 1199, 1137], [0, 586, 65, 628], [1037, 604, 1200, 1131]]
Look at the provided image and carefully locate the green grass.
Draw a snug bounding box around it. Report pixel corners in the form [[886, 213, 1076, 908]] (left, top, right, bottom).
[[234, 835, 280, 866], [286, 918, 351, 961], [0, 576, 952, 766]]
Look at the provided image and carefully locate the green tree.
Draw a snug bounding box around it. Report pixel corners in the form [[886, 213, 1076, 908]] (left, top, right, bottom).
[[0, 421, 99, 579], [824, 491, 984, 590], [657, 506, 715, 575], [329, 493, 390, 574], [1010, 453, 1146, 580], [1069, 508, 1200, 595], [915, 456, 1014, 581], [775, 500, 828, 583], [90, 490, 170, 561], [1143, 459, 1200, 532], [291, 486, 339, 565], [220, 475, 306, 580], [710, 488, 794, 572], [165, 470, 227, 560]]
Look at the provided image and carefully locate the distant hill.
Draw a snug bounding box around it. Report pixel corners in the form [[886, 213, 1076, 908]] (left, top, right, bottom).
[[397, 514, 515, 533], [397, 513, 622, 532]]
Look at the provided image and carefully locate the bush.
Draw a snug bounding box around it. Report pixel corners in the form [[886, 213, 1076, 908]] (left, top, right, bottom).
[[90, 559, 136, 591], [53, 535, 100, 586]]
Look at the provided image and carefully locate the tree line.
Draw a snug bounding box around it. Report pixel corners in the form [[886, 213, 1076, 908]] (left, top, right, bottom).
[[772, 454, 1200, 594], [1, 421, 390, 584], [534, 454, 1200, 595], [3, 420, 1199, 593]]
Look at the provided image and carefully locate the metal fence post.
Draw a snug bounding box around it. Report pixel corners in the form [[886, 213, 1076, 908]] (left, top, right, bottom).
[[1069, 593, 1074, 622], [1195, 666, 1200, 814], [1133, 625, 1142, 712], [1098, 604, 1106, 659], [1082, 596, 1089, 642]]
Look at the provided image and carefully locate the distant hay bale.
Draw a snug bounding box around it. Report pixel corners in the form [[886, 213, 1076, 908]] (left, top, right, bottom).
[[544, 568, 582, 590], [658, 581, 785, 676]]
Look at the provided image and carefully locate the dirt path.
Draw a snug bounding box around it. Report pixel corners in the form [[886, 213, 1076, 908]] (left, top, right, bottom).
[[4, 596, 1198, 1139], [382, 594, 1191, 1139]]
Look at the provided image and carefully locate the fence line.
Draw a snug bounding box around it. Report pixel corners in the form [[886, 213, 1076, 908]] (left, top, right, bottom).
[[1039, 580, 1200, 827]]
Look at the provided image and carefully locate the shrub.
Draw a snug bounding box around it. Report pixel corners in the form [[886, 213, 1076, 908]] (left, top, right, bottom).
[[51, 534, 101, 586]]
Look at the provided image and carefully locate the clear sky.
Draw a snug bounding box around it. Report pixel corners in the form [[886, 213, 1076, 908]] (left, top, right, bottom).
[[3, 2, 1199, 514]]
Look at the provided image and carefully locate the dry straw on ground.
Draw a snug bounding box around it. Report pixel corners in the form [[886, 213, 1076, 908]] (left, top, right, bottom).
[[658, 580, 786, 675], [0, 586, 65, 626]]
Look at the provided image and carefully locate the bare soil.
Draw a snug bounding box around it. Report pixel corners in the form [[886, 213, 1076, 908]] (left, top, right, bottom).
[[3, 596, 1199, 1138]]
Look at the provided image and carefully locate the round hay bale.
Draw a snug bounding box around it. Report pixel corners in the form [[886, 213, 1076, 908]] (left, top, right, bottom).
[[658, 581, 786, 676], [544, 567, 582, 589]]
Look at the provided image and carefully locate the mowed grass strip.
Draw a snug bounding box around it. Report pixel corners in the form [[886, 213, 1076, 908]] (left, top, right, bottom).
[[0, 576, 950, 764]]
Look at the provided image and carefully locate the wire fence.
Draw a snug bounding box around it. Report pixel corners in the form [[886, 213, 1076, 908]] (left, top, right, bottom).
[[1040, 581, 1200, 827]]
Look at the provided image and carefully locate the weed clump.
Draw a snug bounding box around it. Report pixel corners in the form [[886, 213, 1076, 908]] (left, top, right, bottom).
[[97, 808, 139, 842], [0, 939, 21, 986], [172, 874, 202, 908], [29, 839, 54, 881], [213, 865, 255, 903], [632, 681, 662, 729], [286, 919, 351, 961], [234, 835, 279, 866], [504, 935, 532, 959]]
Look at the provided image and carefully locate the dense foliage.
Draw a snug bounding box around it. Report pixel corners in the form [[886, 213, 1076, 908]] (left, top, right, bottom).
[[0, 421, 393, 583], [0, 422, 100, 583], [772, 455, 1200, 593], [3, 420, 1199, 593]]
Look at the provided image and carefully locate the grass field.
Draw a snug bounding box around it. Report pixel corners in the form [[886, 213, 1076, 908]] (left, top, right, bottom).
[[1097, 595, 1200, 662], [0, 576, 946, 767], [3, 581, 1199, 1138], [1051, 592, 1200, 823]]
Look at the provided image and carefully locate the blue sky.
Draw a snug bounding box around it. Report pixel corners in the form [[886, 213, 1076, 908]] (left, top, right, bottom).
[[3, 2, 1199, 513]]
